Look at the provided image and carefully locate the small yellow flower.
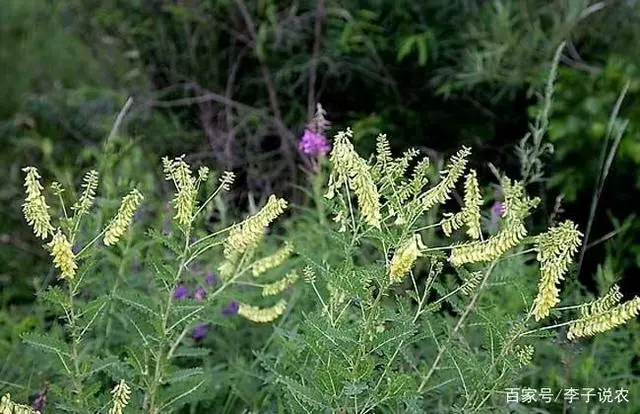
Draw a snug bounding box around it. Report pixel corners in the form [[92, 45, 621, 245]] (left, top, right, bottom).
[[48, 230, 77, 281], [238, 299, 287, 323], [108, 380, 131, 414], [104, 189, 144, 246], [388, 234, 425, 283], [22, 167, 54, 240]]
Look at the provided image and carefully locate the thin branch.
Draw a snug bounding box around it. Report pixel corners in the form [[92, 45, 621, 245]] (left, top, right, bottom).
[[307, 0, 325, 120]]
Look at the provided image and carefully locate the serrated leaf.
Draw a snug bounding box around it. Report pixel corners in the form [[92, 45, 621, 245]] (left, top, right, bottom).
[[22, 332, 71, 357], [158, 376, 208, 412], [164, 367, 204, 384], [40, 286, 70, 310], [77, 296, 108, 340], [115, 290, 159, 317], [277, 374, 329, 409], [147, 228, 183, 256], [169, 346, 211, 359]]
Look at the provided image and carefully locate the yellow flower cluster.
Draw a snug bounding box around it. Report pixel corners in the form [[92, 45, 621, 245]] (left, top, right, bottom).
[[219, 195, 288, 278], [302, 265, 316, 284], [0, 394, 39, 414], [388, 234, 425, 283], [252, 242, 294, 277], [104, 189, 144, 246], [581, 285, 622, 318], [108, 380, 131, 414], [21, 167, 54, 240], [48, 230, 77, 280], [326, 128, 381, 229], [513, 344, 534, 367], [421, 146, 471, 212], [219, 171, 236, 191], [262, 271, 299, 296], [567, 296, 640, 340], [442, 169, 483, 239], [238, 299, 287, 323], [72, 170, 99, 215], [449, 179, 538, 267], [460, 271, 483, 295], [163, 155, 197, 227], [531, 220, 582, 321]]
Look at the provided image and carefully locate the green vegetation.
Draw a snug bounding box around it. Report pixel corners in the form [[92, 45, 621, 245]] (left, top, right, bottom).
[[1, 1, 638, 413]]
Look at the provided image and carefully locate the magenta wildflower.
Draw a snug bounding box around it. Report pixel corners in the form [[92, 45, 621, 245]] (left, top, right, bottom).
[[222, 300, 239, 315], [192, 323, 209, 341], [299, 129, 330, 156], [194, 286, 206, 301], [173, 284, 188, 300]]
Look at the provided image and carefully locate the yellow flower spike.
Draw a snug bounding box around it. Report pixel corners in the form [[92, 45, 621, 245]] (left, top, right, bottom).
[[532, 220, 582, 321], [108, 380, 131, 414], [513, 345, 534, 367], [238, 299, 287, 323], [449, 178, 538, 267], [0, 393, 39, 414], [219, 195, 288, 279], [21, 166, 54, 240], [421, 146, 471, 212], [262, 271, 298, 296], [104, 189, 144, 246], [48, 230, 77, 281], [252, 242, 294, 277], [72, 170, 99, 215], [461, 170, 482, 239], [567, 297, 640, 340], [197, 166, 210, 181], [163, 155, 197, 227], [581, 285, 622, 318], [326, 128, 381, 229], [388, 234, 425, 283]]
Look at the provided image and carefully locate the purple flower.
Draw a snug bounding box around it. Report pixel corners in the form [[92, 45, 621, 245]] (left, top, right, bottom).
[[205, 271, 218, 286], [32, 389, 47, 412], [192, 323, 209, 341], [173, 284, 189, 300], [194, 286, 206, 301], [489, 201, 505, 230], [299, 129, 330, 156], [222, 300, 239, 316]]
